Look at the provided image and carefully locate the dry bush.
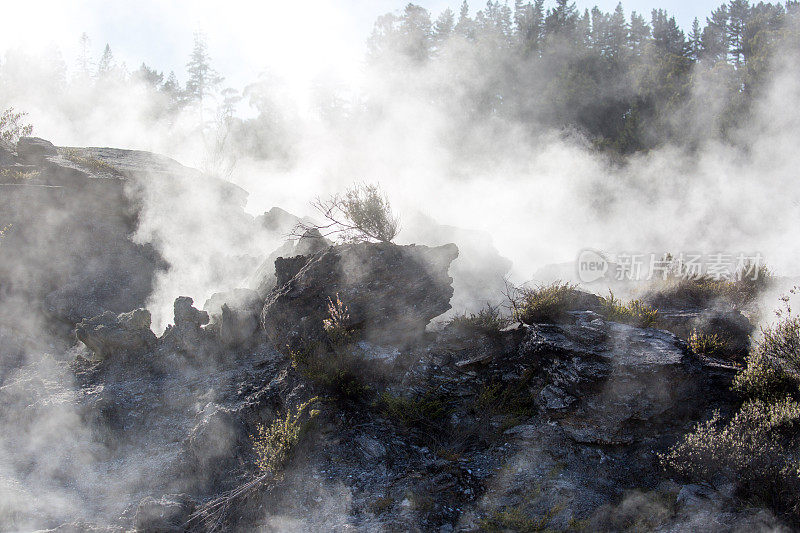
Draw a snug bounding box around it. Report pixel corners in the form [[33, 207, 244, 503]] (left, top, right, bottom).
[[0, 107, 32, 143], [509, 281, 580, 324], [445, 304, 512, 335], [599, 291, 658, 328], [292, 182, 400, 243]]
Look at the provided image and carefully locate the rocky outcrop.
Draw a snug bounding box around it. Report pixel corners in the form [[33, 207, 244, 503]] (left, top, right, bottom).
[[16, 137, 57, 163], [159, 297, 211, 355], [74, 308, 157, 360], [260, 241, 459, 349], [204, 289, 262, 348]]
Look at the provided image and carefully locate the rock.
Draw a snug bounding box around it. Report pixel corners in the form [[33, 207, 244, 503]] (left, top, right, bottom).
[[75, 308, 157, 360], [160, 297, 211, 355], [518, 315, 703, 444], [204, 289, 262, 348], [251, 228, 332, 297], [16, 137, 57, 163], [174, 296, 209, 327], [0, 138, 15, 165], [133, 495, 192, 532], [658, 306, 754, 359], [260, 242, 459, 349]]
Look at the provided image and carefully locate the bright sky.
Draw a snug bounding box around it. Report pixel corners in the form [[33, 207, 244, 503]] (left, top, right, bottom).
[[0, 0, 724, 92]]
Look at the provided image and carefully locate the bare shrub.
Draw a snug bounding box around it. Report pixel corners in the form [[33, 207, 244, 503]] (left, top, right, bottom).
[[0, 107, 33, 143], [292, 183, 400, 243]]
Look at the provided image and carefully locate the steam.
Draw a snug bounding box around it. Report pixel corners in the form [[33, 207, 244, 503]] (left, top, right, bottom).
[[0, 1, 799, 529]]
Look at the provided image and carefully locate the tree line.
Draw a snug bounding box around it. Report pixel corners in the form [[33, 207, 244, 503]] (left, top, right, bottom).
[[367, 0, 800, 153]]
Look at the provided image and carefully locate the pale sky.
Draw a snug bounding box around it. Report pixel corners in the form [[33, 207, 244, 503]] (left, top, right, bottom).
[[0, 0, 724, 92]]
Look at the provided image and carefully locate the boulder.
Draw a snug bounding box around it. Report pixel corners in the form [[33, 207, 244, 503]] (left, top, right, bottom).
[[0, 138, 15, 165], [133, 495, 193, 532], [75, 308, 157, 360], [261, 242, 459, 349], [251, 228, 332, 297], [160, 297, 210, 355], [519, 311, 704, 444], [16, 137, 57, 163], [204, 288, 262, 348]]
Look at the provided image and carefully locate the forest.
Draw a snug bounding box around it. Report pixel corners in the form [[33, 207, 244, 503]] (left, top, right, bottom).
[[2, 0, 798, 172]]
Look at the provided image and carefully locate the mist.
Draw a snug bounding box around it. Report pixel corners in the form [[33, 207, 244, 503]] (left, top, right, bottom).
[[1, 0, 800, 530]]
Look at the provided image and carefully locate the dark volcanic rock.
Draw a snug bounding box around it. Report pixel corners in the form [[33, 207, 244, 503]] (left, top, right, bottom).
[[518, 311, 702, 444], [261, 242, 459, 349], [160, 297, 211, 355], [0, 139, 15, 165], [133, 495, 193, 532], [16, 136, 57, 163], [75, 308, 157, 361], [204, 288, 262, 348]]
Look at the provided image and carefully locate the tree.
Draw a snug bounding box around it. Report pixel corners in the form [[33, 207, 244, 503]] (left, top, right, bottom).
[[689, 17, 703, 60], [608, 3, 629, 59], [400, 4, 433, 61], [185, 31, 223, 107], [76, 32, 93, 79], [433, 7, 456, 47], [629, 11, 651, 56], [97, 44, 115, 77], [703, 6, 730, 63], [651, 9, 688, 57], [728, 0, 751, 66]]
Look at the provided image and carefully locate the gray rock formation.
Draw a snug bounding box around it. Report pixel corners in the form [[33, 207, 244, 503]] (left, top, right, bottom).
[[260, 241, 459, 349], [16, 136, 57, 163], [75, 308, 157, 360]]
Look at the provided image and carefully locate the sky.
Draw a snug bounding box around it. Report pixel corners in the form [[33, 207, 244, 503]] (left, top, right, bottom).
[[0, 0, 725, 95]]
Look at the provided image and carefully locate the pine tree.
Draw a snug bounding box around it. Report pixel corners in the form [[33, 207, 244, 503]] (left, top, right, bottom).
[[703, 6, 729, 63], [651, 9, 687, 57], [185, 31, 223, 105], [76, 32, 93, 79], [434, 7, 456, 47], [608, 3, 629, 59], [629, 11, 651, 56], [689, 18, 703, 60], [97, 44, 114, 76], [728, 0, 751, 66], [456, 1, 475, 40]]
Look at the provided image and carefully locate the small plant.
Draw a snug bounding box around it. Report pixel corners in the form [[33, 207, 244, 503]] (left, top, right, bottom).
[[251, 397, 319, 475], [322, 293, 352, 346], [509, 281, 579, 324], [446, 304, 512, 335], [733, 313, 800, 402], [292, 182, 400, 243], [479, 503, 564, 532], [0, 168, 40, 180], [599, 291, 658, 328], [687, 329, 726, 357], [290, 294, 371, 402], [378, 391, 450, 430], [473, 369, 537, 422], [660, 398, 800, 516], [59, 148, 123, 176], [0, 107, 33, 143]]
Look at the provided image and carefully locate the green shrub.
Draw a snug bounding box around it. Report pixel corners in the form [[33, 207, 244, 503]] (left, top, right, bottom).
[[510, 281, 579, 324], [479, 503, 564, 532], [688, 328, 726, 357], [734, 314, 800, 402], [251, 397, 319, 475], [446, 304, 512, 335], [0, 168, 40, 180], [661, 398, 800, 516], [378, 391, 449, 430], [599, 291, 658, 328]]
